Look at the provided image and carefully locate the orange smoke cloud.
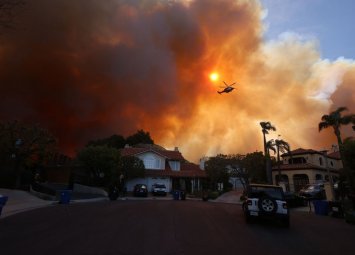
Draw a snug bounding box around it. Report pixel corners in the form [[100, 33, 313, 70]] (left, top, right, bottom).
[[0, 0, 354, 161]]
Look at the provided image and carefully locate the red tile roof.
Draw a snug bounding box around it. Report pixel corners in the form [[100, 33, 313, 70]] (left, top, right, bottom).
[[282, 148, 341, 160], [272, 163, 339, 173], [120, 147, 185, 161], [145, 169, 206, 178], [327, 151, 341, 160], [120, 146, 206, 178], [282, 148, 320, 156]]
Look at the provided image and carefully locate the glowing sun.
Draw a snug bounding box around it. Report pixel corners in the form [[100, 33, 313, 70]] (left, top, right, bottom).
[[209, 72, 219, 82]]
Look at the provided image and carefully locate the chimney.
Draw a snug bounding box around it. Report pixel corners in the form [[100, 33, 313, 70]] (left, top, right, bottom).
[[174, 147, 179, 151]]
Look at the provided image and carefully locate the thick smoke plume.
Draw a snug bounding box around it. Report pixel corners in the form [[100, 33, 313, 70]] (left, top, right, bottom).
[[0, 0, 354, 161]]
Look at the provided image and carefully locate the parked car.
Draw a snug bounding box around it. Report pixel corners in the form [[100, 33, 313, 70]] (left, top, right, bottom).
[[284, 192, 305, 208], [133, 184, 148, 197], [242, 184, 290, 227], [299, 183, 325, 200], [152, 183, 167, 196]]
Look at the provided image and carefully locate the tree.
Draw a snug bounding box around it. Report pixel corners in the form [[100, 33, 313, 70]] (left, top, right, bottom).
[[0, 0, 25, 30], [118, 156, 145, 183], [243, 151, 267, 183], [77, 145, 120, 187], [0, 120, 57, 188], [205, 154, 235, 191], [342, 137, 355, 192], [260, 121, 276, 184], [319, 107, 355, 148], [274, 139, 291, 184], [87, 134, 125, 149], [126, 129, 154, 146], [205, 153, 266, 191]]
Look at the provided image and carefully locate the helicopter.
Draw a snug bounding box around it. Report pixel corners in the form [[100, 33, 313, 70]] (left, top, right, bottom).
[[217, 81, 236, 94]]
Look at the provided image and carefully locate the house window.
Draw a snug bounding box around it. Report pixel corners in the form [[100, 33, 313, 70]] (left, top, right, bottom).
[[319, 157, 323, 166], [144, 157, 160, 169], [288, 157, 306, 164], [330, 161, 334, 167], [169, 161, 180, 171]]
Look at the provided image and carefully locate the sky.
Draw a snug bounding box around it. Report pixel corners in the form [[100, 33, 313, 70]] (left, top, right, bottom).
[[261, 0, 355, 60], [0, 0, 354, 162]]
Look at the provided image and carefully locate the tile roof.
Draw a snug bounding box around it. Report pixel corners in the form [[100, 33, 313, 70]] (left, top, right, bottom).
[[120, 146, 206, 178], [145, 168, 206, 178], [120, 147, 185, 161], [272, 163, 339, 173], [327, 151, 341, 160], [282, 148, 341, 160], [282, 148, 320, 156]]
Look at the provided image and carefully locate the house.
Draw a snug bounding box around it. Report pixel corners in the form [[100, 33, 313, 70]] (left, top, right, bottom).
[[120, 145, 206, 193], [272, 148, 342, 192]]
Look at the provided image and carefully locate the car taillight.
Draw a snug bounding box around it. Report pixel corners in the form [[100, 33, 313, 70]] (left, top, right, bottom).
[[247, 200, 252, 206], [282, 202, 288, 209]]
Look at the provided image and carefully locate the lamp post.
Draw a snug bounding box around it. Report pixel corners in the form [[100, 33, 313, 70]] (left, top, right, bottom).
[[13, 138, 23, 189], [321, 149, 335, 201]]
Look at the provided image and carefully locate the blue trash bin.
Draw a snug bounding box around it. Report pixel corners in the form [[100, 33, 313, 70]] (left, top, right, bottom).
[[0, 196, 8, 205], [0, 196, 8, 217], [173, 190, 180, 200], [58, 190, 72, 204], [313, 200, 329, 215]]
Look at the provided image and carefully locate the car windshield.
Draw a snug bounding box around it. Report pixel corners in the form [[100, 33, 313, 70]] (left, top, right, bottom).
[[155, 184, 165, 188], [305, 185, 321, 190], [249, 186, 284, 200]]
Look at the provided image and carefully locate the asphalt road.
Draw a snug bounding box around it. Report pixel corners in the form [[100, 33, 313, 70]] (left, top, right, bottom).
[[0, 200, 354, 255]]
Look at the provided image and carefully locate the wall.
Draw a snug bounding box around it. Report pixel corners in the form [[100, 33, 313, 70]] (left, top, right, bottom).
[[272, 169, 339, 192], [73, 183, 108, 196]]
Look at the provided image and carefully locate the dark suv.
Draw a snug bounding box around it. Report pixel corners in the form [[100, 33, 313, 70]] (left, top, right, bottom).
[[133, 184, 148, 197], [242, 184, 290, 227]]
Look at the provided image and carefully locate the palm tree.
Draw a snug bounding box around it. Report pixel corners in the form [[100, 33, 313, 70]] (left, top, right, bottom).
[[275, 139, 290, 185], [266, 139, 276, 155], [319, 107, 355, 148], [260, 122, 276, 184]]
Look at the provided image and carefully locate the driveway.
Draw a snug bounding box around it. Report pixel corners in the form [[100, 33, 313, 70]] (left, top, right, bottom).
[[0, 200, 354, 255]]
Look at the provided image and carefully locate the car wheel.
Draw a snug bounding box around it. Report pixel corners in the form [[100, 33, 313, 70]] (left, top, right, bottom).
[[258, 196, 277, 214]]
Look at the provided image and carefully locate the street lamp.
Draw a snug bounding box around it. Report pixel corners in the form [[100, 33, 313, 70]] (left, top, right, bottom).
[[320, 149, 335, 201]]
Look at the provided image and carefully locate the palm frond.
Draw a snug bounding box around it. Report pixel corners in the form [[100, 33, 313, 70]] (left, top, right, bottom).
[[335, 106, 348, 114], [321, 114, 331, 122], [260, 121, 276, 132], [266, 139, 276, 154], [340, 114, 355, 125], [319, 121, 330, 132], [275, 139, 290, 153]]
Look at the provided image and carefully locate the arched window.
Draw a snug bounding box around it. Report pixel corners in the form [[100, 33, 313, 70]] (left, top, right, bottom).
[[315, 174, 323, 181], [293, 174, 310, 192]]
